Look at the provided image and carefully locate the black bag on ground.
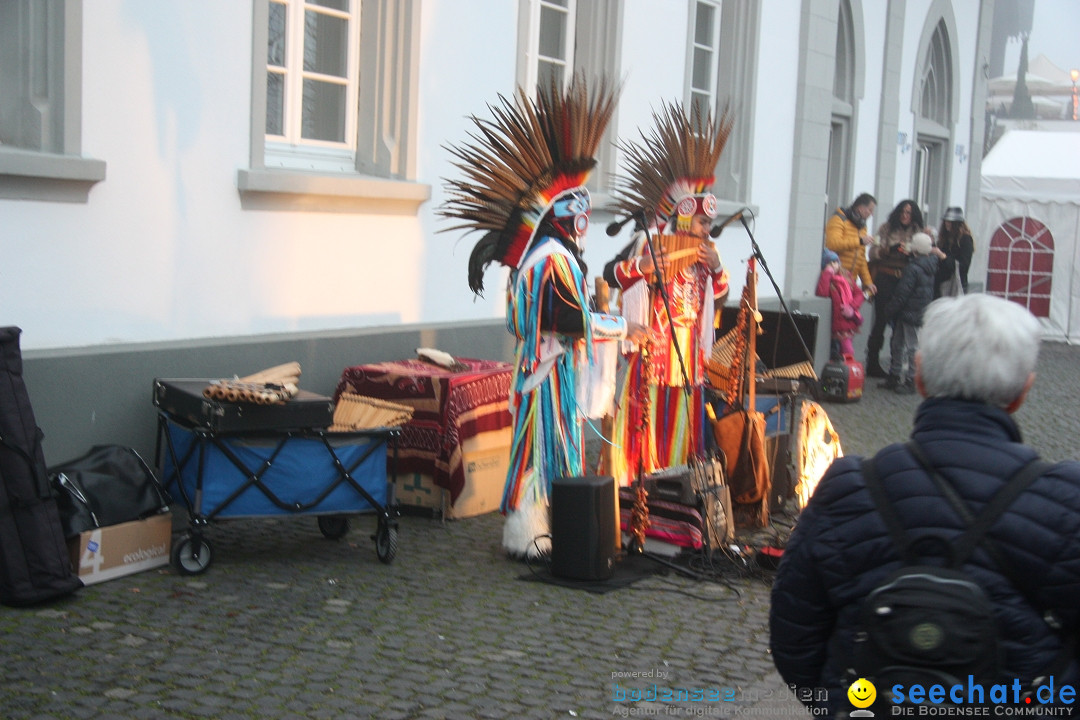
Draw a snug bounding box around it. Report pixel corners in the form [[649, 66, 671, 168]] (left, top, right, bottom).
[[0, 326, 83, 606], [854, 444, 1053, 709], [50, 445, 170, 538]]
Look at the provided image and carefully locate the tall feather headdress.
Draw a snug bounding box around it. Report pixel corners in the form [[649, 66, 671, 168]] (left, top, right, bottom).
[[613, 101, 734, 233], [439, 74, 619, 295]]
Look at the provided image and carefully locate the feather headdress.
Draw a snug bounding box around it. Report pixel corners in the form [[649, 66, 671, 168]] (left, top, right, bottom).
[[613, 101, 734, 233], [439, 74, 619, 295]]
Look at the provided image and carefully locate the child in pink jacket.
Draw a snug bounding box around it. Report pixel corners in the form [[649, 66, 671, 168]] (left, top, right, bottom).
[[816, 248, 864, 360]]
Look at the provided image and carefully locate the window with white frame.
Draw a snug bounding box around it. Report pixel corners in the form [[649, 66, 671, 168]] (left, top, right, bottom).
[[920, 23, 950, 127], [687, 0, 722, 118], [0, 0, 104, 202], [827, 0, 855, 214], [520, 0, 577, 91], [241, 0, 425, 208], [265, 0, 359, 172]]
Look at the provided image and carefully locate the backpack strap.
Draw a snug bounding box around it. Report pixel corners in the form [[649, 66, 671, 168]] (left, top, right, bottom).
[[905, 440, 1049, 572], [861, 455, 917, 564]]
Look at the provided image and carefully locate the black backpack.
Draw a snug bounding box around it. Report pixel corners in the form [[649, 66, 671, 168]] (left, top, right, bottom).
[[853, 441, 1051, 708], [49, 444, 170, 539]]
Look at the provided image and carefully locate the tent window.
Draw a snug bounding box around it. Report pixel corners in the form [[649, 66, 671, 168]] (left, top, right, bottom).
[[986, 216, 1054, 318]]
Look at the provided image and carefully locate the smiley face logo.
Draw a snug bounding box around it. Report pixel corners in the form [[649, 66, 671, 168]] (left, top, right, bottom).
[[847, 677, 876, 709]]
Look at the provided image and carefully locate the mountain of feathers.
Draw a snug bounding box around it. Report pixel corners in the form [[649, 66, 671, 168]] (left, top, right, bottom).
[[439, 74, 619, 295]]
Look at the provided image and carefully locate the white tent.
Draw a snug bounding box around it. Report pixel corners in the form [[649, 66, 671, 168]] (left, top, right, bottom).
[[977, 130, 1080, 341]]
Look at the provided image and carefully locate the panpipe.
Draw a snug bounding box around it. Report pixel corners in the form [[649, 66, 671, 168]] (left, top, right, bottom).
[[765, 361, 817, 380], [203, 379, 298, 405], [329, 392, 414, 431], [203, 362, 302, 405], [707, 314, 752, 403], [644, 233, 709, 279]]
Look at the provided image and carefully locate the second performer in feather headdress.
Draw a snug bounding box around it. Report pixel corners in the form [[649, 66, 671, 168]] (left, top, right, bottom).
[[440, 75, 648, 558], [602, 100, 734, 487]]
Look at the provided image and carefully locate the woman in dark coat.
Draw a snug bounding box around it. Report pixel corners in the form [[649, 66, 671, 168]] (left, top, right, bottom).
[[935, 206, 975, 296]]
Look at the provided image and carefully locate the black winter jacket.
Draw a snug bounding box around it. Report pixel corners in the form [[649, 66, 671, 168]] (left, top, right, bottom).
[[770, 398, 1080, 712], [884, 253, 938, 325]]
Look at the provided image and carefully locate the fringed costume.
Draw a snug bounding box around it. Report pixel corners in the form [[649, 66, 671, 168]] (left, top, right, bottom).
[[604, 102, 734, 487], [439, 76, 627, 558]]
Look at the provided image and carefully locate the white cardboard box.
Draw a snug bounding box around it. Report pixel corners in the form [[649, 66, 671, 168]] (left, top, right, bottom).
[[394, 429, 510, 519], [68, 512, 172, 586]]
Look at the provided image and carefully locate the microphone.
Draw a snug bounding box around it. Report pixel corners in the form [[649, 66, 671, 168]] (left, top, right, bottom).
[[710, 208, 750, 237], [605, 211, 645, 236]]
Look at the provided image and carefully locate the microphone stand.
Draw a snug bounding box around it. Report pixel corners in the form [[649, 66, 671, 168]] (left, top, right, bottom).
[[624, 210, 723, 561], [637, 214, 694, 399], [737, 215, 815, 370]]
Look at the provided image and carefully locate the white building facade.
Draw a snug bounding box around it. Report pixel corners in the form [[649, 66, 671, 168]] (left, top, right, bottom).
[[0, 0, 995, 457]]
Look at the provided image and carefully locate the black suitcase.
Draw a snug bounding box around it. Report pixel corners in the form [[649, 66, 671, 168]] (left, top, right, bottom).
[[0, 327, 83, 606], [153, 378, 335, 432]]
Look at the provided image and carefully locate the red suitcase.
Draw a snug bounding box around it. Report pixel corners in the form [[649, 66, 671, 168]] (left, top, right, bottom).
[[820, 355, 864, 402]]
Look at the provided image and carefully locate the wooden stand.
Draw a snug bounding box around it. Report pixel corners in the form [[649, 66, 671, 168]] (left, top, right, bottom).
[[594, 277, 621, 551]]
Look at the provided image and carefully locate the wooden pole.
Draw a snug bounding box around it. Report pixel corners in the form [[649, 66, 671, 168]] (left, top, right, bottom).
[[594, 277, 621, 551], [746, 258, 758, 413]]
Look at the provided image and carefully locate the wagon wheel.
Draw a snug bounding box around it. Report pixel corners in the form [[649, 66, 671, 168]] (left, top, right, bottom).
[[373, 517, 398, 564], [171, 533, 213, 575], [317, 515, 351, 540]]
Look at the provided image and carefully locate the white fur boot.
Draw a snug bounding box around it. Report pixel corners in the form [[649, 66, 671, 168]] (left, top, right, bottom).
[[502, 498, 550, 559]]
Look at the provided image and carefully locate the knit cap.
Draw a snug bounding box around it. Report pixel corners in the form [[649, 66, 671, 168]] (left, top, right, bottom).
[[909, 232, 933, 256], [821, 248, 840, 269]]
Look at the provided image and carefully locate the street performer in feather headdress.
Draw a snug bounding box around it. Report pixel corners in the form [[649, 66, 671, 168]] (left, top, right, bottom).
[[602, 101, 733, 487], [439, 75, 649, 559]]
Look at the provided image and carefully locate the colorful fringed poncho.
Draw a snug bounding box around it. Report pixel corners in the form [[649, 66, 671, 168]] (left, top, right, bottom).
[[608, 236, 729, 487], [501, 238, 626, 520], [438, 75, 623, 557]]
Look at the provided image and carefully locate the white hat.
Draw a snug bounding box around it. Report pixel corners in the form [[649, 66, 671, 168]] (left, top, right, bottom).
[[909, 232, 933, 256]]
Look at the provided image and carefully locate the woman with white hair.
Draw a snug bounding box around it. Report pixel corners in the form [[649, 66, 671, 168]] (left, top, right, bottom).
[[918, 293, 1040, 408]]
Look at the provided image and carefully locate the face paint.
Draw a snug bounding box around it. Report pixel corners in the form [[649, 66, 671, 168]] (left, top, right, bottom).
[[549, 187, 592, 249], [671, 193, 718, 232]]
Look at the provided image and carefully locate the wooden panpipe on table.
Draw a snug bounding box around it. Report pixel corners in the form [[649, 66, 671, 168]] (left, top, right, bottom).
[[203, 362, 301, 405]]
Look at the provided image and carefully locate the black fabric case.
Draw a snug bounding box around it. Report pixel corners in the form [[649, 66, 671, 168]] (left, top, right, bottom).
[[153, 378, 334, 432]]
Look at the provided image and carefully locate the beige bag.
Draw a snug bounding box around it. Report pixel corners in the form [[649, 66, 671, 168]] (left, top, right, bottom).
[[938, 262, 965, 298]]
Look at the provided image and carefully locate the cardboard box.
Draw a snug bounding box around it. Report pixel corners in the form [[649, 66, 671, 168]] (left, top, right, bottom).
[[68, 512, 173, 586], [394, 429, 510, 519]]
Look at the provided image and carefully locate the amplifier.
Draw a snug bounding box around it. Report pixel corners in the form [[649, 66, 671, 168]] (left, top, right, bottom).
[[628, 461, 734, 547], [719, 307, 818, 370], [639, 467, 697, 506], [551, 476, 616, 581]]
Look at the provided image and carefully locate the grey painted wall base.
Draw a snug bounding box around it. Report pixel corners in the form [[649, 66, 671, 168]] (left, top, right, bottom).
[[23, 320, 516, 467], [22, 299, 834, 470]]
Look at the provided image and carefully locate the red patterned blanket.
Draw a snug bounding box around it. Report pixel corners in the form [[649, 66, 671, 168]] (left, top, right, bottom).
[[334, 358, 512, 504]]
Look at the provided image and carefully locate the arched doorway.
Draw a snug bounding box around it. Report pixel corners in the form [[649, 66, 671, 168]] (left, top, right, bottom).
[[985, 216, 1053, 317]]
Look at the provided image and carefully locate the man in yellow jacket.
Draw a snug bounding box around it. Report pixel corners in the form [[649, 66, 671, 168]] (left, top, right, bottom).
[[824, 192, 877, 297]]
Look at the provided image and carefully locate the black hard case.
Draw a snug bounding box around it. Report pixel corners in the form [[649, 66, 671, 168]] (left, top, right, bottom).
[[153, 379, 335, 432]]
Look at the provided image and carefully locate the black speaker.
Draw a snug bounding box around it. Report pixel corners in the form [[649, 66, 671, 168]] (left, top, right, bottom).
[[550, 476, 616, 581], [719, 307, 817, 370]]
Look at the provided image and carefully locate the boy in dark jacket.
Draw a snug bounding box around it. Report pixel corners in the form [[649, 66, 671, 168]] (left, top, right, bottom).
[[881, 231, 938, 394]]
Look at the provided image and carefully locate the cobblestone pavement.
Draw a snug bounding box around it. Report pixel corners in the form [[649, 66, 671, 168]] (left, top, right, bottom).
[[2, 342, 1077, 720]]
